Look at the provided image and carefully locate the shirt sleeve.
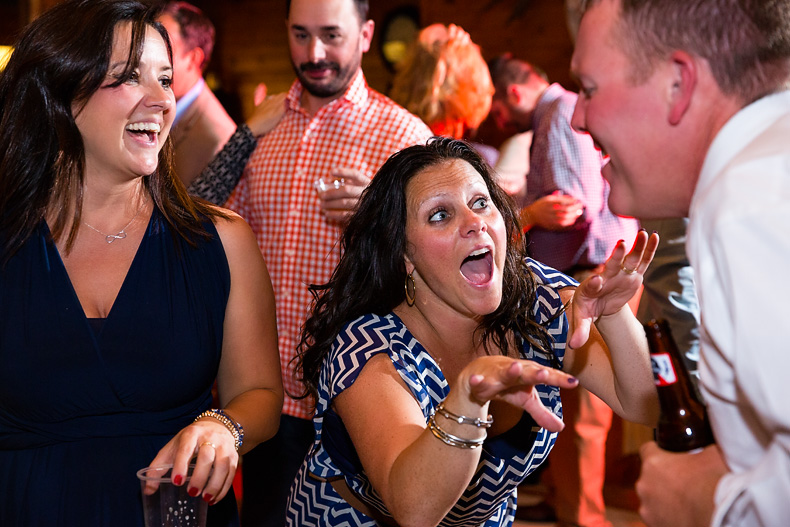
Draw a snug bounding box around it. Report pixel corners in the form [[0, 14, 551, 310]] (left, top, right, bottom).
[[187, 124, 258, 206], [714, 440, 790, 526], [391, 109, 433, 150], [543, 100, 605, 214], [708, 201, 790, 527]]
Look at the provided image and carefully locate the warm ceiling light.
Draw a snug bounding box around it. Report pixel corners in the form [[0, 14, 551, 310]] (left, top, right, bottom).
[[0, 46, 13, 71]]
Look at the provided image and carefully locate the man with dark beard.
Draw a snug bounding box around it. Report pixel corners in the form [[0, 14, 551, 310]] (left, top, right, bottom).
[[191, 1, 431, 525]]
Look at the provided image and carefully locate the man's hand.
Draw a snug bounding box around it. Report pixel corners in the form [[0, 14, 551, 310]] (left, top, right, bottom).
[[636, 442, 727, 527], [520, 190, 584, 230], [316, 167, 372, 222]]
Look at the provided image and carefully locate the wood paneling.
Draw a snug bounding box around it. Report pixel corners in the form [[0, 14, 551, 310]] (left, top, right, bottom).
[[1, 0, 577, 127], [421, 0, 575, 88]]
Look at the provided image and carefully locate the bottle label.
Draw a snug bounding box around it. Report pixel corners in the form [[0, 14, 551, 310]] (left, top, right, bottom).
[[651, 353, 677, 386]]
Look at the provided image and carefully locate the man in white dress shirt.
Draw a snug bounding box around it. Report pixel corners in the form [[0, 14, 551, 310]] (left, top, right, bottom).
[[571, 1, 790, 526]]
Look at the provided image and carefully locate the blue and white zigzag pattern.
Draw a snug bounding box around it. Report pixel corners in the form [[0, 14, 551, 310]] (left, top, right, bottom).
[[288, 259, 576, 527]]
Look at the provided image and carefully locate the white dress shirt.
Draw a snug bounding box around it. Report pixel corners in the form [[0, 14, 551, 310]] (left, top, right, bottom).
[[688, 90, 790, 527]]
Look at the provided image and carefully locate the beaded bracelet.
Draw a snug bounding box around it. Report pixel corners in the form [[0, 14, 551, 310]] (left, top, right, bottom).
[[435, 402, 493, 428], [194, 409, 245, 451], [427, 414, 486, 449]]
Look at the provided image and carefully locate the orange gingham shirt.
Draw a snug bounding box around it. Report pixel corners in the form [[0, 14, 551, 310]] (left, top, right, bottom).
[[225, 71, 432, 420]]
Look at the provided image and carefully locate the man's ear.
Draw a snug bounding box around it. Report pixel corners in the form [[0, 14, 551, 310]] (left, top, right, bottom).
[[360, 19, 374, 53], [187, 46, 205, 73], [668, 50, 697, 126], [506, 84, 522, 106]]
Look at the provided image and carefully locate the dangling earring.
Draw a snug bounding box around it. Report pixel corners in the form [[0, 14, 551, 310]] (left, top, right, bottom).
[[405, 271, 416, 307]]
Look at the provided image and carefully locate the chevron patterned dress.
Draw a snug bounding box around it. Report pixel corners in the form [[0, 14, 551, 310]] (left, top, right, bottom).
[[286, 259, 577, 526]]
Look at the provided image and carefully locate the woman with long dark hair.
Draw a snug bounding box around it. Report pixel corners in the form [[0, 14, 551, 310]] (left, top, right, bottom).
[[287, 137, 659, 526], [0, 1, 282, 525]]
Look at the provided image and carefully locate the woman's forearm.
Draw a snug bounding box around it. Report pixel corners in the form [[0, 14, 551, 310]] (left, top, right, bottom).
[[383, 390, 488, 527], [595, 306, 659, 426], [188, 124, 258, 205], [222, 387, 283, 455]]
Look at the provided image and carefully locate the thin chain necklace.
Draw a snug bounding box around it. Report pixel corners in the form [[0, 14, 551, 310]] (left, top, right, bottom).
[[83, 205, 143, 244]]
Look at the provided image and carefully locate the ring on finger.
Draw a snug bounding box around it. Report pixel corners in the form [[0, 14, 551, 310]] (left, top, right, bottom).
[[621, 265, 638, 275], [200, 441, 217, 449], [620, 264, 637, 275]]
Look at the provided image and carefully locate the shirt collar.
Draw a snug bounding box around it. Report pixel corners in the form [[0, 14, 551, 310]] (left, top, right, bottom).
[[173, 77, 205, 126], [531, 83, 564, 127], [693, 90, 790, 209]]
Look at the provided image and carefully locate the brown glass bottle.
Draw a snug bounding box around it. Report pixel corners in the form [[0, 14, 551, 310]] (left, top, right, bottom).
[[645, 319, 715, 452]]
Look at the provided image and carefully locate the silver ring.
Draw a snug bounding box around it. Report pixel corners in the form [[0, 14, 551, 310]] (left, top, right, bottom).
[[621, 264, 637, 275]]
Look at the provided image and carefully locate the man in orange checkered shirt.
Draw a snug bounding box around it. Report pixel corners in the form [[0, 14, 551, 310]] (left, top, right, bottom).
[[192, 0, 432, 524]]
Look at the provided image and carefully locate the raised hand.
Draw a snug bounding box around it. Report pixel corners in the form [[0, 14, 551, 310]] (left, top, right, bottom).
[[463, 355, 580, 432], [568, 230, 659, 349]]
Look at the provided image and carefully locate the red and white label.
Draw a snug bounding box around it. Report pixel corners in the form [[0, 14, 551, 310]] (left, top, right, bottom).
[[651, 353, 677, 387]]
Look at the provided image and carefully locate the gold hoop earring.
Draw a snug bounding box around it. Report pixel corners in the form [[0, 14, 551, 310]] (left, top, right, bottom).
[[405, 272, 416, 307]]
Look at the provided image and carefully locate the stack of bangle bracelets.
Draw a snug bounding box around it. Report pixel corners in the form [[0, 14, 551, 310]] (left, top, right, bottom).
[[194, 409, 245, 451], [428, 401, 493, 449]]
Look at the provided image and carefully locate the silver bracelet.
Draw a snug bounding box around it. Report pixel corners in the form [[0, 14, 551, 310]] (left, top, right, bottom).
[[428, 414, 486, 449], [435, 402, 493, 428]]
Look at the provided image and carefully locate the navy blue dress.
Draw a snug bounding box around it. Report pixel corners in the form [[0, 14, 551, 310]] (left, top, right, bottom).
[[0, 208, 238, 526]]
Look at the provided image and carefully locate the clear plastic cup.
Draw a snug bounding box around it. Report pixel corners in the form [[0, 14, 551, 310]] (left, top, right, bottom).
[[314, 176, 345, 192], [137, 464, 207, 527]]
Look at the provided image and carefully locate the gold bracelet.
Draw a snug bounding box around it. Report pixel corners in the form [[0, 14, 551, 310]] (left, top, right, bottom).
[[194, 409, 244, 451]]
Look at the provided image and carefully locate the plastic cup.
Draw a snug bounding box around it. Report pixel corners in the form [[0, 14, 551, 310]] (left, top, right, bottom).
[[314, 176, 345, 193], [137, 464, 207, 527]]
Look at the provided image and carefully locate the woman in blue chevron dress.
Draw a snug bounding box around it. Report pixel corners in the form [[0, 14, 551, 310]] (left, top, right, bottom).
[[287, 137, 660, 527]]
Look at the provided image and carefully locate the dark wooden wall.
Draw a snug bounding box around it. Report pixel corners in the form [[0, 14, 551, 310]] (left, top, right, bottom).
[[200, 0, 576, 145], [0, 0, 577, 139]]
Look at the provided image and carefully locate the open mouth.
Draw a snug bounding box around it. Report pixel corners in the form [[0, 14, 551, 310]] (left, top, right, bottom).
[[125, 122, 161, 143], [460, 248, 493, 285]]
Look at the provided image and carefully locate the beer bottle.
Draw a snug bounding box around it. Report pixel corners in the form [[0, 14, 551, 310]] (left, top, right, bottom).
[[644, 319, 714, 452]]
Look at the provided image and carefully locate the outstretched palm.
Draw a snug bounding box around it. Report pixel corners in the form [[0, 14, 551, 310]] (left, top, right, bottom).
[[465, 356, 579, 432], [569, 231, 659, 349]]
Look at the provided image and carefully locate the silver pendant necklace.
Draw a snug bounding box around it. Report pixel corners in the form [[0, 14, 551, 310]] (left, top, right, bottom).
[[83, 206, 143, 244]]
